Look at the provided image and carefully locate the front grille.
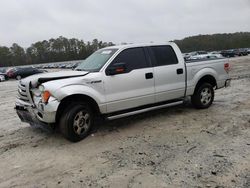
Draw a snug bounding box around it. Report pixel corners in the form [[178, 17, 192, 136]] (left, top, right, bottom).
[[17, 82, 30, 102]]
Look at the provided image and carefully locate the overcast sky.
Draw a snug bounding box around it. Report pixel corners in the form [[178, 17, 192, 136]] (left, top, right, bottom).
[[0, 0, 249, 47]]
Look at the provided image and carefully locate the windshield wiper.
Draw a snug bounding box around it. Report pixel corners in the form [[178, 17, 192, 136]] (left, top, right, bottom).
[[75, 68, 86, 71]]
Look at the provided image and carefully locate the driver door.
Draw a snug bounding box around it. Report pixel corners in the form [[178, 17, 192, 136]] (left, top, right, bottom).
[[103, 47, 155, 113]]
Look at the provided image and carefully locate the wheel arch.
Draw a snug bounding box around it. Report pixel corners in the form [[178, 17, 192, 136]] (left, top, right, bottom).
[[194, 75, 217, 92], [56, 94, 100, 123]]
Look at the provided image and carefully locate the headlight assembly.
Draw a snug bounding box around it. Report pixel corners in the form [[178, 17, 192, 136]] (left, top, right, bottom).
[[39, 85, 45, 92]]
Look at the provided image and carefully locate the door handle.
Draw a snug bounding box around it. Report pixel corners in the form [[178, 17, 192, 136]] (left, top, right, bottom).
[[145, 72, 153, 79], [176, 68, 184, 75]]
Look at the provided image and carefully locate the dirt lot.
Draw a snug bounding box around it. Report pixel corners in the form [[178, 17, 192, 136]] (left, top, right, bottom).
[[0, 56, 250, 188]]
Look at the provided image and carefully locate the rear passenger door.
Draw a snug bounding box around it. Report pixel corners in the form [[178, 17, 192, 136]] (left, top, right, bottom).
[[104, 47, 155, 113], [149, 45, 186, 103]]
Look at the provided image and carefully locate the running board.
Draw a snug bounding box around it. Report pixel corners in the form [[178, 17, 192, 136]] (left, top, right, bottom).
[[106, 101, 183, 120]]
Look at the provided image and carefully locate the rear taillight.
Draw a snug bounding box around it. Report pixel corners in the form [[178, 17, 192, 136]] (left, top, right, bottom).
[[224, 63, 230, 73]]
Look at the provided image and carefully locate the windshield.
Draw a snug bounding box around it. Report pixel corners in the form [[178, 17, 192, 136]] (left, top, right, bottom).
[[75, 48, 118, 72]]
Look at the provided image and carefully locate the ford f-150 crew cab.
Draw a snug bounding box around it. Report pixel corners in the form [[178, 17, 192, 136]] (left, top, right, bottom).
[[15, 43, 231, 142]]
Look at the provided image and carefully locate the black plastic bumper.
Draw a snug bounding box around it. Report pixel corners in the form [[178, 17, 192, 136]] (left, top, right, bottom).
[[15, 106, 54, 132]]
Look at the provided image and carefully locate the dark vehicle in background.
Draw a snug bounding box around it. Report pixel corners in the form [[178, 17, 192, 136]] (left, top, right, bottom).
[[221, 49, 249, 58], [6, 67, 44, 80], [236, 49, 248, 56], [221, 50, 236, 58]]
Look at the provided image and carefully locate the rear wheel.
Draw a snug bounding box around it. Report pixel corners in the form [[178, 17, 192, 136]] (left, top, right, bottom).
[[191, 83, 214, 109], [59, 102, 94, 142]]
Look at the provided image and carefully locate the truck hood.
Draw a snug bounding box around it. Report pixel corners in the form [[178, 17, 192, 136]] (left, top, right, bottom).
[[21, 70, 88, 88]]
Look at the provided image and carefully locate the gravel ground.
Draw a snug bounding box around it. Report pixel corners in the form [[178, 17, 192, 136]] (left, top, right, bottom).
[[0, 56, 250, 188]]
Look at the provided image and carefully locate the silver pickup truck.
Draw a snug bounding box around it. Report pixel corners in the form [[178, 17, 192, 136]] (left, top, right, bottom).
[[15, 43, 231, 142]]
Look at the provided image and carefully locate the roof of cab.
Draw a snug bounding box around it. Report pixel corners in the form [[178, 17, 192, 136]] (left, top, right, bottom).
[[103, 42, 174, 50]]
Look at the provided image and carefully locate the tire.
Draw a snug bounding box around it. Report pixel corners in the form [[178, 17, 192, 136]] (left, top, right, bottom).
[[191, 83, 214, 109], [16, 75, 21, 80], [59, 102, 94, 142]]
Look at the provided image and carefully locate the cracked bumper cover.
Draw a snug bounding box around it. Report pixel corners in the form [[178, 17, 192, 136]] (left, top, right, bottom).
[[15, 98, 59, 130]]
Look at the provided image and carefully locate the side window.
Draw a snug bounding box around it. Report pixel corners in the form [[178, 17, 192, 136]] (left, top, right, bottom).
[[150, 45, 178, 66], [110, 47, 148, 73]]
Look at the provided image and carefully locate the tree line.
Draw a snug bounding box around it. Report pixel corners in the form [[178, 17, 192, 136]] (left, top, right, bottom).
[[0, 36, 114, 67], [0, 32, 250, 67], [174, 32, 250, 53]]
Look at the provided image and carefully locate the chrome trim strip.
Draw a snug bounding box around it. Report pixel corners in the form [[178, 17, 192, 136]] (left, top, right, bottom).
[[17, 81, 32, 105], [16, 98, 32, 107], [107, 101, 183, 120], [18, 89, 27, 97], [26, 82, 34, 106], [18, 84, 26, 91], [17, 95, 29, 101]]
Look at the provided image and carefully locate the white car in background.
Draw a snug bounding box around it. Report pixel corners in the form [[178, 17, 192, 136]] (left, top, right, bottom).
[[210, 51, 223, 58], [0, 74, 5, 82], [189, 51, 223, 60]]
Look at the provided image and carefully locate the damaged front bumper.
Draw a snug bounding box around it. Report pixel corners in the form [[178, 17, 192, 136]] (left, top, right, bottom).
[[15, 98, 59, 131], [15, 106, 54, 131]]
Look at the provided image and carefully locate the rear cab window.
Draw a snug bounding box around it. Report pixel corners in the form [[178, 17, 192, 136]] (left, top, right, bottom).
[[149, 45, 178, 67]]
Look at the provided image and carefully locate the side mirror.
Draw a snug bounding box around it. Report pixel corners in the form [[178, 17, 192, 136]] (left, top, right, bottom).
[[107, 63, 126, 76]]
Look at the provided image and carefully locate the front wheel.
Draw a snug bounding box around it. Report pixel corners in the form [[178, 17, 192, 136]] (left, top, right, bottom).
[[191, 83, 214, 109], [59, 102, 94, 142]]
